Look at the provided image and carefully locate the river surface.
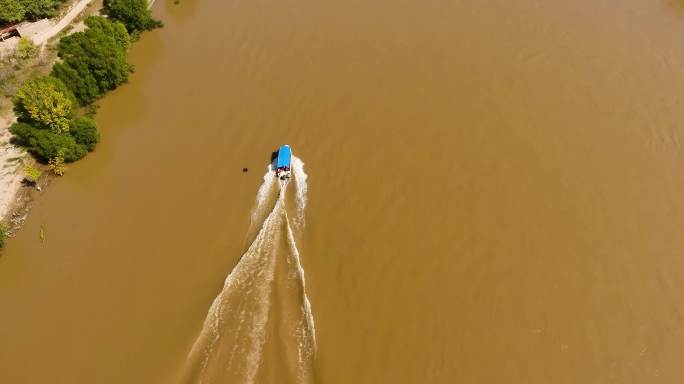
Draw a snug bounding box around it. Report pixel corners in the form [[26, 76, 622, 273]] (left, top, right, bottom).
[[4, 0, 684, 382]]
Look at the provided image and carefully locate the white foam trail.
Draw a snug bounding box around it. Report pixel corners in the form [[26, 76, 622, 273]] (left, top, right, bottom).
[[250, 163, 276, 229], [284, 213, 317, 381], [291, 155, 308, 229], [187, 193, 285, 384], [184, 159, 315, 384]]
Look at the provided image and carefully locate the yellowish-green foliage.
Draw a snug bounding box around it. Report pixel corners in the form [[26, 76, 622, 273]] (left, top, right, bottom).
[[16, 38, 38, 60], [14, 76, 73, 133], [48, 151, 66, 175], [23, 162, 42, 184], [0, 222, 7, 248]]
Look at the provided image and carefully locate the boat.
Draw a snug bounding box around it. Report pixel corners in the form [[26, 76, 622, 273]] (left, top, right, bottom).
[[274, 144, 292, 180]]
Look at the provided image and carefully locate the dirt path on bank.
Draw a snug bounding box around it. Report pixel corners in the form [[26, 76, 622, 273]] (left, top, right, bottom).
[[31, 0, 94, 45]]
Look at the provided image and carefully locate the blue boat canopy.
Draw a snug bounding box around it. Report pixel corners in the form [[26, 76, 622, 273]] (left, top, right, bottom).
[[276, 145, 291, 168]]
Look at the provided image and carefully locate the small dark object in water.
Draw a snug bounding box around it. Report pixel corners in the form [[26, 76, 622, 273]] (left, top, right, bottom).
[[242, 168, 248, 172]]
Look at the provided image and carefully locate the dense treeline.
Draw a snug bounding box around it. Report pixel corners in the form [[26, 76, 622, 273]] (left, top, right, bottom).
[[104, 0, 163, 34], [10, 3, 161, 168], [53, 16, 132, 104], [0, 0, 65, 23]]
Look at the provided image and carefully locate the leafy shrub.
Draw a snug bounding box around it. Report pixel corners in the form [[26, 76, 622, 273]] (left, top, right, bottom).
[[103, 0, 162, 33], [16, 38, 38, 60], [13, 76, 74, 133], [10, 122, 86, 162], [0, 222, 7, 248], [23, 162, 42, 184], [69, 116, 99, 151], [48, 151, 66, 175], [52, 16, 132, 104]]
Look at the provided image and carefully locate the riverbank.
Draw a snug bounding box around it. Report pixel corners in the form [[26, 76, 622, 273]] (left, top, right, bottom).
[[0, 114, 27, 220], [0, 0, 159, 233], [0, 1, 102, 225], [0, 111, 52, 237]]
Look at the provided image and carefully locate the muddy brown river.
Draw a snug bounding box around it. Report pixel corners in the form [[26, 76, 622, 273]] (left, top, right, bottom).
[[4, 0, 684, 382]]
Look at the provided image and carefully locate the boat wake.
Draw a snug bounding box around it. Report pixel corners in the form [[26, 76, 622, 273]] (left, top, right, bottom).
[[182, 156, 315, 384]]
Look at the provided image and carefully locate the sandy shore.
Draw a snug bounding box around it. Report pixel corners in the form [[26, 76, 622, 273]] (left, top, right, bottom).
[[0, 114, 28, 220]]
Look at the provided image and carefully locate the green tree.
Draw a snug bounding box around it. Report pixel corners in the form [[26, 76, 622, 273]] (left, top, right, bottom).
[[10, 122, 86, 162], [51, 62, 100, 106], [69, 116, 99, 151], [52, 16, 132, 104], [0, 0, 26, 23], [13, 76, 74, 133], [0, 0, 64, 23], [22, 0, 61, 20], [80, 15, 131, 51], [103, 0, 162, 33]]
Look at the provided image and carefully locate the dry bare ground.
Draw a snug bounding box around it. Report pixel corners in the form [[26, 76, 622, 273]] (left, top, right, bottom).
[[0, 114, 27, 219]]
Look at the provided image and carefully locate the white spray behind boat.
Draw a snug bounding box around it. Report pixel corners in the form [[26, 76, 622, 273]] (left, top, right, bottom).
[[182, 147, 315, 384]]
